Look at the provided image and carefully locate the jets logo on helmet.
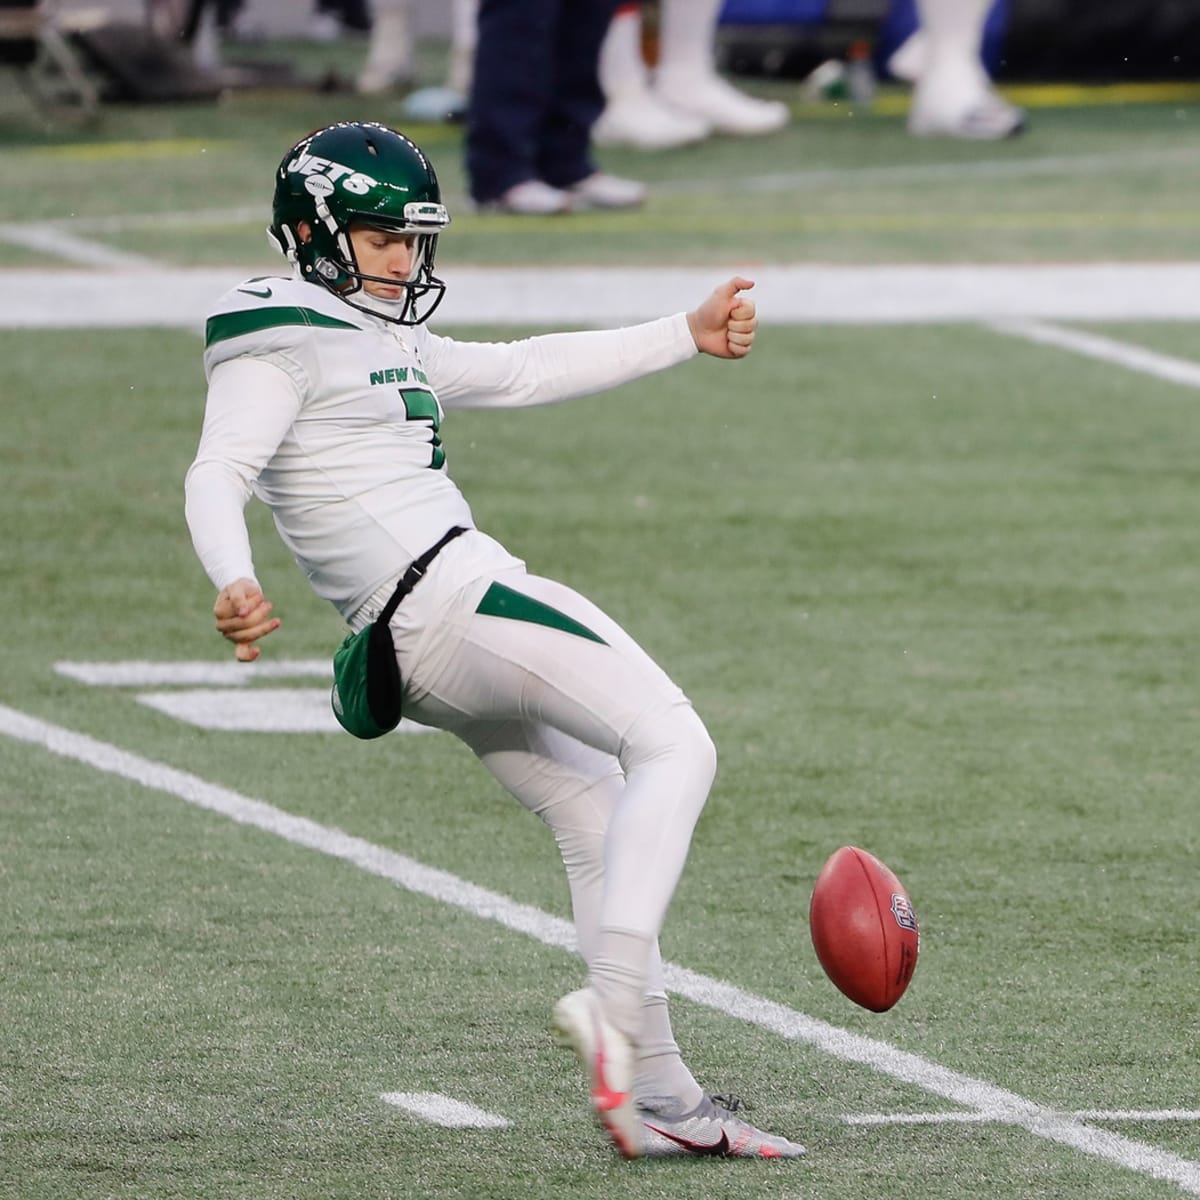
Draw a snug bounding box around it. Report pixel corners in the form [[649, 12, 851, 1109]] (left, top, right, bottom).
[[288, 150, 379, 197], [267, 121, 451, 326]]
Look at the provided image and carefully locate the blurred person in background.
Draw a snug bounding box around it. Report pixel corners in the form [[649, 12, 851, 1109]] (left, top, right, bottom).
[[594, 0, 789, 151], [355, 0, 412, 92], [358, 0, 475, 114], [887, 0, 1023, 138], [466, 0, 646, 215], [593, 0, 1018, 148]]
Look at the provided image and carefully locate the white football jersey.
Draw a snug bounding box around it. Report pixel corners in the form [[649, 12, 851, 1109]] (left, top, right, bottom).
[[188, 273, 696, 619]]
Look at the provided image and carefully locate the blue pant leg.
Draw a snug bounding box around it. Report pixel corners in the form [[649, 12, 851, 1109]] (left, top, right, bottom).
[[466, 0, 559, 203], [538, 0, 622, 190]]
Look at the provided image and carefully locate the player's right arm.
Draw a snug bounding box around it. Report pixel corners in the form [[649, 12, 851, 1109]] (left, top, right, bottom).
[[213, 578, 278, 663], [185, 356, 301, 661]]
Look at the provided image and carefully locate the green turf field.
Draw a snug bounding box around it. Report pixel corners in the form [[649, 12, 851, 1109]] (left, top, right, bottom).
[[1, 39, 1199, 1200]]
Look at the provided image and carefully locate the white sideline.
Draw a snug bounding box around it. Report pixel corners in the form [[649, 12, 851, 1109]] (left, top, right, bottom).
[[2, 701, 1199, 1195], [8, 264, 1200, 328]]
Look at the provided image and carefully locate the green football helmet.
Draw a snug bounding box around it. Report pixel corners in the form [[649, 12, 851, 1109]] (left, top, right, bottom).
[[267, 121, 450, 325]]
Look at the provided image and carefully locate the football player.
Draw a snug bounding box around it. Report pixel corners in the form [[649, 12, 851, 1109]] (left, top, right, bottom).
[[185, 121, 803, 1161]]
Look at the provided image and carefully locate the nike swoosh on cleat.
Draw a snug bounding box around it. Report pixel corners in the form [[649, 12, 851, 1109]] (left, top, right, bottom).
[[238, 285, 272, 298], [644, 1124, 732, 1156]]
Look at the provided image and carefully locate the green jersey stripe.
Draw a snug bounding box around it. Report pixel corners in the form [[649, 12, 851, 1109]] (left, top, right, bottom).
[[475, 583, 608, 645], [206, 306, 360, 347]]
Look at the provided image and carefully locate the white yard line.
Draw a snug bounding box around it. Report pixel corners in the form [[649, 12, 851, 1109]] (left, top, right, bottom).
[[55, 659, 332, 686], [991, 318, 1200, 388], [847, 1110, 1200, 1127], [134, 688, 435, 735], [2, 702, 1199, 1194], [380, 1092, 511, 1128], [0, 224, 158, 269], [1074, 1111, 1200, 1123]]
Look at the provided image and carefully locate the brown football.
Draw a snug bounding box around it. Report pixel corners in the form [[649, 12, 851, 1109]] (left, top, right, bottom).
[[809, 845, 919, 1012]]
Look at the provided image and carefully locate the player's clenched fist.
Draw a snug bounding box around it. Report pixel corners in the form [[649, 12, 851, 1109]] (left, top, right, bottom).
[[687, 276, 758, 360], [213, 578, 280, 662]]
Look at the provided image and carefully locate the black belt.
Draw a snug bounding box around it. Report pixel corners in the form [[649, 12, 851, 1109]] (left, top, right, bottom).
[[378, 526, 467, 626]]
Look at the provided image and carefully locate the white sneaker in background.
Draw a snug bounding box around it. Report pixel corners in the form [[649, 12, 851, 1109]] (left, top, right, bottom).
[[568, 172, 648, 211], [909, 83, 1025, 138], [655, 71, 789, 136], [909, 94, 1026, 138], [908, 57, 1026, 139], [357, 61, 412, 95], [593, 88, 711, 150], [481, 180, 573, 216]]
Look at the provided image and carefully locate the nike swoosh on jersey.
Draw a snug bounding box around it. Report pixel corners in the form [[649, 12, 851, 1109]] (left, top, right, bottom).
[[643, 1123, 732, 1156], [238, 285, 273, 298]]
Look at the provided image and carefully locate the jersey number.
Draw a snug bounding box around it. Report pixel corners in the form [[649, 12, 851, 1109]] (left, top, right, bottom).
[[400, 388, 445, 469]]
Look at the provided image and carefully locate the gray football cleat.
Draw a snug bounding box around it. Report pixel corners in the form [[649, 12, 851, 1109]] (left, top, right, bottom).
[[639, 1093, 806, 1159]]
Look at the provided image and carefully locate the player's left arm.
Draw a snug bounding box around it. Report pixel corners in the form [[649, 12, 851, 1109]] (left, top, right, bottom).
[[686, 276, 757, 359], [420, 317, 698, 410], [420, 275, 757, 410]]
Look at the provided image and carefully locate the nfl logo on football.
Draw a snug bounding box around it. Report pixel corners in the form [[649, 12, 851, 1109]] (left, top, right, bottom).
[[891, 893, 918, 932]]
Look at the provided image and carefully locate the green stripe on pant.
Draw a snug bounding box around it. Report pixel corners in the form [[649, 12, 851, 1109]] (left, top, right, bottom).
[[475, 582, 608, 645]]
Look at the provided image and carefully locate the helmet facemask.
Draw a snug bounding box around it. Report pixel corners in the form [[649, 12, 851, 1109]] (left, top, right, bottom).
[[309, 202, 448, 326]]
